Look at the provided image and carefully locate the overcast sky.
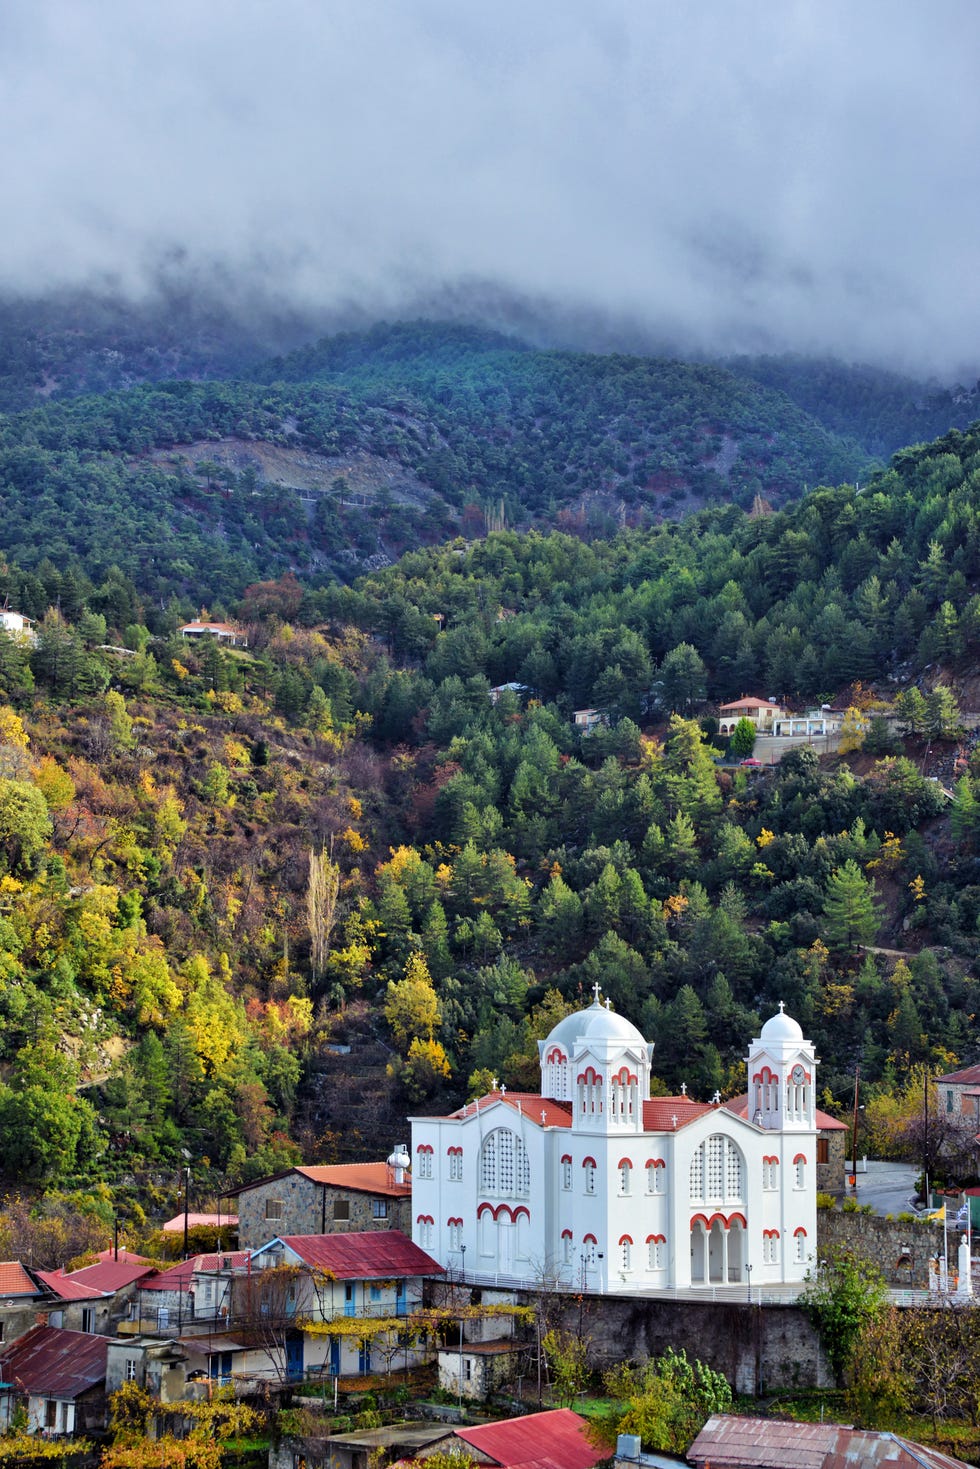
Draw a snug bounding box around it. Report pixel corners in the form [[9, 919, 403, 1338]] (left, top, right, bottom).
[[3, 1, 978, 375]]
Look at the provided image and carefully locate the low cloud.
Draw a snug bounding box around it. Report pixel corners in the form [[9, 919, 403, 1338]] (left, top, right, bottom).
[[3, 1, 979, 375]]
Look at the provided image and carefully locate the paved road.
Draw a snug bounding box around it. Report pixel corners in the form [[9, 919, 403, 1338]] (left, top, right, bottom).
[[848, 1160, 920, 1217]]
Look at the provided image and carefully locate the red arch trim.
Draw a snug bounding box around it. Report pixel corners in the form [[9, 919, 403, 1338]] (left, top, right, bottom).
[[690, 1212, 738, 1231], [561, 1229, 573, 1239], [727, 1213, 747, 1228], [416, 1143, 434, 1154], [582, 1156, 597, 1169], [546, 1047, 567, 1063], [794, 1226, 808, 1236], [617, 1158, 633, 1170], [793, 1153, 807, 1165], [763, 1155, 778, 1165], [619, 1234, 634, 1246], [416, 1214, 434, 1225], [577, 1067, 603, 1085], [646, 1233, 666, 1244], [612, 1067, 638, 1084], [560, 1153, 572, 1165], [753, 1066, 777, 1084], [446, 1216, 463, 1227], [583, 1233, 598, 1244], [645, 1158, 666, 1169], [763, 1228, 781, 1239], [446, 1145, 462, 1155]]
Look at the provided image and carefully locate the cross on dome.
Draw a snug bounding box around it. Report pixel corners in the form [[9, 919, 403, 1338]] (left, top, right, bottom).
[[604, 997, 612, 1011], [778, 1000, 786, 1013], [680, 1082, 687, 1096], [592, 981, 602, 1003]]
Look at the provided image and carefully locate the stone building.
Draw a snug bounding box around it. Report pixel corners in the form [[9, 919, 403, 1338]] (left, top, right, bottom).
[[228, 1162, 412, 1249]]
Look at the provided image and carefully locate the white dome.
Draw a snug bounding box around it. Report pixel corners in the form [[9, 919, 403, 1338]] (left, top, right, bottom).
[[544, 997, 647, 1054], [759, 1005, 804, 1043]]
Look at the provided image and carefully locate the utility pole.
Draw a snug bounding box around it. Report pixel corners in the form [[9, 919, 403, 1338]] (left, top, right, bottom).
[[923, 1065, 930, 1209], [850, 1067, 861, 1190]]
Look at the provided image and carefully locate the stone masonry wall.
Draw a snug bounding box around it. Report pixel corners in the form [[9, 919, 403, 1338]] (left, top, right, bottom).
[[817, 1128, 847, 1195], [237, 1175, 411, 1248], [531, 1290, 832, 1393], [818, 1208, 946, 1287]]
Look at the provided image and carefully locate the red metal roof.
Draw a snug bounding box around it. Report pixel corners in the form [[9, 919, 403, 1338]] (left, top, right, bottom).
[[64, 1259, 156, 1292], [935, 1062, 980, 1086], [277, 1229, 444, 1279], [161, 1213, 239, 1232], [455, 1409, 602, 1469], [140, 1251, 251, 1292], [0, 1325, 108, 1400], [0, 1262, 41, 1297], [688, 1415, 974, 1469], [32, 1269, 105, 1302], [718, 696, 784, 711]]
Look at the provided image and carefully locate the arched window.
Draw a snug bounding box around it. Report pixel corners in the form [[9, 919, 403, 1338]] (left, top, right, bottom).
[[646, 1234, 666, 1270], [584, 1235, 597, 1267], [583, 1158, 596, 1195], [690, 1135, 744, 1204], [577, 1065, 604, 1117], [762, 1156, 778, 1191], [561, 1154, 572, 1191], [762, 1229, 780, 1265], [447, 1146, 463, 1182], [479, 1128, 530, 1196], [415, 1144, 434, 1180], [794, 1154, 806, 1190], [646, 1159, 665, 1194], [611, 1066, 638, 1124], [794, 1227, 807, 1263], [618, 1159, 633, 1195], [619, 1235, 633, 1272]]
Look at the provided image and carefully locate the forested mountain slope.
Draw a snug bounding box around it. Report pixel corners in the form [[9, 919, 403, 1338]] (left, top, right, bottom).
[[4, 421, 980, 1230]]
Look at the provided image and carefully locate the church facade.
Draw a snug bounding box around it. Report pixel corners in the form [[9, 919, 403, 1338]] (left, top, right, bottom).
[[410, 993, 818, 1293]]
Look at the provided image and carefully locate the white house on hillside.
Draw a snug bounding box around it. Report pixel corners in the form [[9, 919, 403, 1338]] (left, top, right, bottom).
[[411, 992, 818, 1294]]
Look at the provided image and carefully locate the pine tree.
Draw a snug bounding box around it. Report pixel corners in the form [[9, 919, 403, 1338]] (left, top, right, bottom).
[[821, 860, 882, 952]]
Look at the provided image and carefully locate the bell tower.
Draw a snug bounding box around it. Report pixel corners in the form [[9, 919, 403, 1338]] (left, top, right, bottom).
[[747, 1002, 816, 1132]]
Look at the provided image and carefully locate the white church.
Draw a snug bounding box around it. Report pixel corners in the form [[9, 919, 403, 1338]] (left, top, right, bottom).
[[410, 989, 818, 1293]]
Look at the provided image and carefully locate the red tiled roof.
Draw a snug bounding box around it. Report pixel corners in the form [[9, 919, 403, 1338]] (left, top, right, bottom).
[[724, 1094, 848, 1131], [718, 696, 784, 711], [32, 1269, 105, 1302], [295, 1163, 412, 1198], [0, 1262, 41, 1297], [643, 1097, 716, 1131], [140, 1251, 251, 1292], [224, 1162, 411, 1200], [64, 1259, 156, 1292], [277, 1229, 444, 1279], [0, 1325, 108, 1399], [449, 1093, 574, 1127], [688, 1414, 974, 1469], [455, 1409, 602, 1469], [161, 1213, 239, 1232]]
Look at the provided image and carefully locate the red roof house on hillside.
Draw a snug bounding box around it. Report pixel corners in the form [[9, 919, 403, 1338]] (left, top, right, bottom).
[[451, 1408, 603, 1469], [227, 1160, 413, 1247], [0, 1325, 109, 1437]]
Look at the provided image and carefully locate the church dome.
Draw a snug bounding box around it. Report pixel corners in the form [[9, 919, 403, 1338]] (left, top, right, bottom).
[[543, 996, 647, 1054], [759, 1005, 804, 1043]]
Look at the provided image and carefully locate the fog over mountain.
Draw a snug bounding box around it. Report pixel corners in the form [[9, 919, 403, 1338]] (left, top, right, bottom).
[[4, 1, 979, 376]]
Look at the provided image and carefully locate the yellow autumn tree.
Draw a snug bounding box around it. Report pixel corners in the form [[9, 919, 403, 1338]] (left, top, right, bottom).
[[384, 951, 441, 1052]]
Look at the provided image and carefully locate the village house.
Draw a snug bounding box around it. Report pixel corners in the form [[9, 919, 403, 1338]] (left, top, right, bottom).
[[228, 1161, 412, 1250], [121, 1251, 251, 1336], [573, 708, 607, 732], [179, 619, 248, 647], [32, 1267, 111, 1334], [935, 1061, 980, 1121], [411, 992, 819, 1293], [0, 608, 36, 642], [104, 1336, 188, 1402], [55, 1252, 157, 1336], [717, 696, 788, 736], [0, 1263, 47, 1348], [0, 1325, 109, 1437]]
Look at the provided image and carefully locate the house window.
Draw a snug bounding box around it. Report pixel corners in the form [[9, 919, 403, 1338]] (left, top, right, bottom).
[[619, 1160, 632, 1196], [125, 1359, 138, 1382], [372, 1199, 388, 1219], [334, 1200, 350, 1221], [265, 1198, 284, 1220], [45, 1401, 57, 1430], [561, 1156, 572, 1191], [370, 1285, 381, 1302], [947, 1090, 954, 1113], [816, 1137, 829, 1165], [583, 1159, 596, 1195], [81, 1308, 95, 1333]]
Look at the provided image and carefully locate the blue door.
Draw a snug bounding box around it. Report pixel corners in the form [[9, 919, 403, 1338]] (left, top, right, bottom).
[[358, 1340, 371, 1375], [330, 1338, 341, 1377], [285, 1334, 304, 1382], [396, 1281, 407, 1316]]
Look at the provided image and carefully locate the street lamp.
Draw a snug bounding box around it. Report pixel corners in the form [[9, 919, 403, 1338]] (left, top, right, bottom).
[[460, 1243, 466, 1284], [746, 1263, 752, 1304]]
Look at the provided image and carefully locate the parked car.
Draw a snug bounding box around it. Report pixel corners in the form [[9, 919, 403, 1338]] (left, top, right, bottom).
[[740, 757, 763, 767]]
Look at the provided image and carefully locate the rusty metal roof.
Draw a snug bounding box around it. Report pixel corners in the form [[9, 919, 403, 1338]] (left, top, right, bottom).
[[0, 1325, 108, 1400], [139, 1251, 251, 1291], [64, 1259, 156, 1292], [32, 1268, 105, 1302], [455, 1408, 602, 1469], [277, 1229, 444, 1279], [688, 1415, 975, 1469]]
